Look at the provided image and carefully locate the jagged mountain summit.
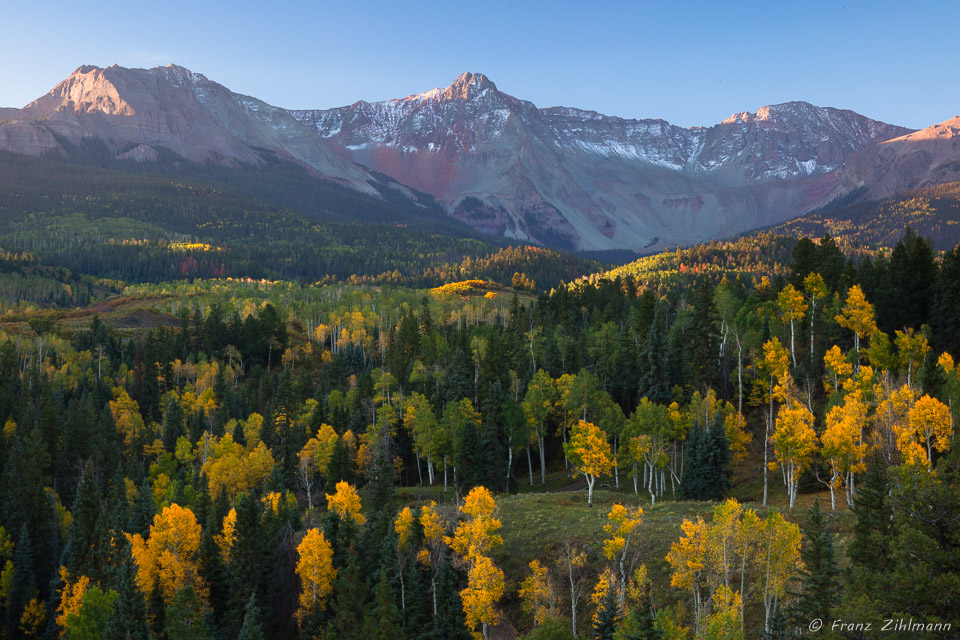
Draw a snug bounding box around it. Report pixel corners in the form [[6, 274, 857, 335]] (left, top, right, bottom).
[[0, 65, 937, 251], [291, 72, 911, 250], [0, 64, 380, 194]]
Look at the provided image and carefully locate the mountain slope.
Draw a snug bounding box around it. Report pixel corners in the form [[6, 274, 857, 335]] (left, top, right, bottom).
[[0, 64, 380, 193], [293, 72, 911, 250]]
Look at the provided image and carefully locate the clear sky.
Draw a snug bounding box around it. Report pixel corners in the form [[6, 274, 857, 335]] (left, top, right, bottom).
[[1, 0, 956, 129]]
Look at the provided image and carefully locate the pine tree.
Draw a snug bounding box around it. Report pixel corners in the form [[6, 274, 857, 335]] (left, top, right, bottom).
[[165, 585, 213, 640], [614, 584, 661, 640], [237, 592, 265, 640], [680, 414, 730, 501], [848, 455, 892, 572], [129, 478, 155, 538], [105, 539, 150, 640], [67, 461, 101, 577], [593, 580, 621, 640], [225, 493, 268, 638], [401, 561, 430, 640], [791, 499, 839, 627], [7, 524, 36, 638], [428, 556, 471, 640], [364, 573, 405, 640], [638, 306, 671, 404], [322, 559, 368, 640]]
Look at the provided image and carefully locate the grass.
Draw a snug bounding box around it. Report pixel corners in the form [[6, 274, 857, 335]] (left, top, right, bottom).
[[397, 465, 857, 639]]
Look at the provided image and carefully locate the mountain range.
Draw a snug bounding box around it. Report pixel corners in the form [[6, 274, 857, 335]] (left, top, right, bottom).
[[1, 64, 957, 251]]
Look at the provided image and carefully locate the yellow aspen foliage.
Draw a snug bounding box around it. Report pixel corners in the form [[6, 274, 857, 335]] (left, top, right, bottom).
[[127, 503, 206, 605], [460, 555, 505, 640], [242, 413, 264, 450], [590, 568, 619, 625], [563, 420, 615, 506], [201, 435, 275, 499], [706, 499, 742, 590], [325, 481, 365, 526], [295, 528, 336, 624], [300, 424, 339, 478], [395, 507, 415, 551], [666, 516, 710, 629], [215, 508, 237, 564], [702, 586, 744, 640], [876, 383, 917, 463], [895, 328, 930, 387], [777, 283, 807, 366], [939, 352, 955, 373], [904, 394, 953, 465], [821, 392, 868, 509], [835, 285, 877, 366], [110, 390, 145, 447], [518, 559, 556, 627], [55, 569, 90, 631], [758, 511, 803, 630], [19, 597, 46, 638], [447, 486, 503, 564], [603, 503, 643, 603], [418, 500, 446, 573], [724, 412, 752, 464], [762, 339, 790, 383], [823, 345, 853, 393], [771, 401, 817, 508]]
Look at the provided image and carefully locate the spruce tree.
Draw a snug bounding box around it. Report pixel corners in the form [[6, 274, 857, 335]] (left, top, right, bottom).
[[105, 539, 150, 640], [225, 493, 268, 638], [67, 461, 101, 577], [593, 581, 621, 640], [7, 524, 36, 638], [614, 583, 661, 640], [638, 306, 671, 404], [364, 573, 405, 640], [237, 592, 265, 640], [323, 559, 368, 640], [428, 556, 470, 640], [680, 414, 730, 501], [165, 585, 213, 640], [848, 455, 892, 572], [791, 499, 839, 627]]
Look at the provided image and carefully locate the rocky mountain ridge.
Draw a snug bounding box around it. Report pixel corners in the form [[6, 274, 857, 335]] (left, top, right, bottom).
[[4, 65, 955, 251]]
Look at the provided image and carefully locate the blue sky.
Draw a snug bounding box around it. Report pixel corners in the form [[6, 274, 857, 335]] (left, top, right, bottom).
[[1, 0, 956, 129]]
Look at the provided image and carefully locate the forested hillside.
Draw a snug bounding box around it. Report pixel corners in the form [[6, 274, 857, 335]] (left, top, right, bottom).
[[0, 150, 601, 292], [763, 182, 960, 251], [0, 225, 957, 639]]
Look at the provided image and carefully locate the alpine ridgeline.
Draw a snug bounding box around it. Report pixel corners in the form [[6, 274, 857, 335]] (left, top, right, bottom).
[[7, 65, 960, 251]]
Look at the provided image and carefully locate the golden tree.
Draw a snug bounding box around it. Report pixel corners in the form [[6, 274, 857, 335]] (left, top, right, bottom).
[[758, 511, 802, 635], [771, 401, 817, 508], [295, 528, 336, 626], [835, 285, 877, 371], [820, 392, 868, 509], [418, 501, 447, 616], [602, 503, 643, 605], [666, 516, 710, 634], [904, 394, 952, 466], [518, 559, 556, 628], [325, 481, 366, 526], [127, 503, 207, 605], [461, 555, 505, 640], [777, 283, 808, 368], [564, 420, 615, 506], [447, 486, 503, 562]]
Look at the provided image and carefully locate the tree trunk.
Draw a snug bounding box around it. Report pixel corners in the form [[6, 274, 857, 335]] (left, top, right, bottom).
[[527, 445, 534, 486], [587, 476, 595, 507], [539, 435, 546, 485]]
